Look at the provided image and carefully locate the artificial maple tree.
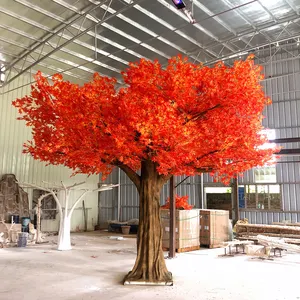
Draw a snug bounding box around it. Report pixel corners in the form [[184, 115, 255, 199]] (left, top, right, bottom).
[[13, 55, 276, 284], [161, 195, 193, 210]]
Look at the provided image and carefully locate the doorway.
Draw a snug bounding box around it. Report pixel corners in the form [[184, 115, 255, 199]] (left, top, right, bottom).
[[205, 187, 232, 219]]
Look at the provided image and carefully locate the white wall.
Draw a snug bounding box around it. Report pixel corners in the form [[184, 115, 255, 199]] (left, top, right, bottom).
[[0, 74, 99, 231]]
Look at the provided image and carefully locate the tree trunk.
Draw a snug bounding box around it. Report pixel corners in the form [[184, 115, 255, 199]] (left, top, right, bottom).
[[36, 199, 42, 243], [57, 216, 71, 251], [124, 161, 172, 285]]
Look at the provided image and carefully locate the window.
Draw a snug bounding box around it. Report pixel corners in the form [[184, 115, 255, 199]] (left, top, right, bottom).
[[242, 184, 281, 210], [32, 189, 57, 220], [255, 166, 276, 183], [255, 129, 277, 183]]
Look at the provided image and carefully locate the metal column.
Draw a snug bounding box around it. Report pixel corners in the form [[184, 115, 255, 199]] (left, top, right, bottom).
[[169, 176, 176, 258], [232, 177, 239, 224]]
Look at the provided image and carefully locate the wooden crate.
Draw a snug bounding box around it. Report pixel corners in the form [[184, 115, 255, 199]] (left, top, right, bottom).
[[200, 209, 229, 248], [160, 209, 200, 252]]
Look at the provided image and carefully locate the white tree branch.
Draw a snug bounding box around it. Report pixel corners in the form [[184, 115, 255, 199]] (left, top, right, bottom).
[[20, 182, 63, 218], [42, 181, 64, 189], [66, 181, 86, 189], [68, 184, 119, 217], [61, 181, 67, 190], [68, 190, 89, 218]]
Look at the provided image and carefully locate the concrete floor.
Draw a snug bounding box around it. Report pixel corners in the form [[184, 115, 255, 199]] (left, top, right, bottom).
[[0, 232, 300, 300]]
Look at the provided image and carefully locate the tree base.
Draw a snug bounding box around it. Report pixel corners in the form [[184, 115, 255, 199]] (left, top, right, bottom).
[[123, 272, 173, 286], [57, 247, 72, 251]]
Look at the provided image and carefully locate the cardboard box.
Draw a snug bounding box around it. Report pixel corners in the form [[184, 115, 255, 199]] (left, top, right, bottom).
[[200, 209, 229, 248], [160, 209, 200, 251]]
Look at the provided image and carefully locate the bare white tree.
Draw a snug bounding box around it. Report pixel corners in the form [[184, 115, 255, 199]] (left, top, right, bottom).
[[22, 181, 118, 250], [35, 192, 51, 244]]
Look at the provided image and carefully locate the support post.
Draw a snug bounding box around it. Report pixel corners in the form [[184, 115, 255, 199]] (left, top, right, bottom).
[[200, 173, 204, 209], [117, 168, 121, 221], [83, 200, 87, 232], [169, 176, 176, 258], [232, 177, 239, 224]]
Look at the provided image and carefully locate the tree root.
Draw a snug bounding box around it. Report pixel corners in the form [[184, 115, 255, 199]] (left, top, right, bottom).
[[123, 270, 173, 285]]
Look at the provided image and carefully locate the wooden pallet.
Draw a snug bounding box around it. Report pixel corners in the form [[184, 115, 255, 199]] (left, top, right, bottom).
[[162, 245, 200, 253], [201, 244, 224, 249]]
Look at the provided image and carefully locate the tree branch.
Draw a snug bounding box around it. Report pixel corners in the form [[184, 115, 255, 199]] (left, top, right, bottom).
[[196, 150, 220, 161], [195, 166, 214, 173], [68, 190, 89, 218], [184, 104, 221, 124], [68, 184, 119, 217], [21, 182, 63, 218], [66, 181, 86, 189], [42, 181, 64, 189], [61, 181, 67, 190], [117, 165, 141, 191]]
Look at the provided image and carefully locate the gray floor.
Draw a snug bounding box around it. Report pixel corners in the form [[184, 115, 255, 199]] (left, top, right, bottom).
[[0, 232, 299, 300]]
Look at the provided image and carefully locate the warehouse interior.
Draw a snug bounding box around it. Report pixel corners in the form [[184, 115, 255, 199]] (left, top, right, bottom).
[[1, 0, 300, 299]]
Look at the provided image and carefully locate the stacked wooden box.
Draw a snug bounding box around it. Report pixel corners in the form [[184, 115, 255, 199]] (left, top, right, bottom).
[[200, 209, 230, 248], [160, 209, 200, 252]]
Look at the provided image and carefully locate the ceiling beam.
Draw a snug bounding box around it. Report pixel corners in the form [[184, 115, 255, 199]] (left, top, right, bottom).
[[92, 0, 265, 64], [193, 0, 255, 54], [0, 37, 123, 83], [284, 0, 299, 15], [1, 0, 142, 87], [193, 0, 237, 35], [192, 16, 300, 61], [1, 1, 105, 74], [156, 0, 238, 54], [219, 0, 287, 50], [88, 0, 204, 62]]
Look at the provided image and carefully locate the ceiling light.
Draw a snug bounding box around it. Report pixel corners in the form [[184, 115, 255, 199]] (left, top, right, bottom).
[[171, 0, 195, 24], [276, 42, 279, 47], [297, 39, 299, 46], [172, 0, 186, 9]]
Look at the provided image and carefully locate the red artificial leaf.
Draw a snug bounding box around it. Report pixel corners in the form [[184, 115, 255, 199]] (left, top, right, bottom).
[[161, 195, 194, 210], [12, 56, 278, 183]]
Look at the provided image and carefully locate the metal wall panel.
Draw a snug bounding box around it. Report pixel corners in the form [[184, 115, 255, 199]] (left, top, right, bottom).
[[239, 49, 300, 224], [240, 211, 300, 224], [0, 73, 99, 231]]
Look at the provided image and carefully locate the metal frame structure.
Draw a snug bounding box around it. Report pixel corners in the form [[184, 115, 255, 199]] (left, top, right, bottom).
[[0, 0, 300, 90]]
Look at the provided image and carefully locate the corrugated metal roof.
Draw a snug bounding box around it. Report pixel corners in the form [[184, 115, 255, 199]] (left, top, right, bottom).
[[0, 0, 300, 88]]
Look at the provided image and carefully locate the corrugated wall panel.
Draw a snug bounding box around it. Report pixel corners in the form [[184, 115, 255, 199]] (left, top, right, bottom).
[[0, 74, 99, 231], [241, 211, 300, 225], [120, 183, 139, 221]]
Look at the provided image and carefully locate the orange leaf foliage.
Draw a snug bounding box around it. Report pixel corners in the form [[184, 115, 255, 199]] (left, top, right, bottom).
[[161, 195, 193, 210], [12, 55, 278, 183]]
